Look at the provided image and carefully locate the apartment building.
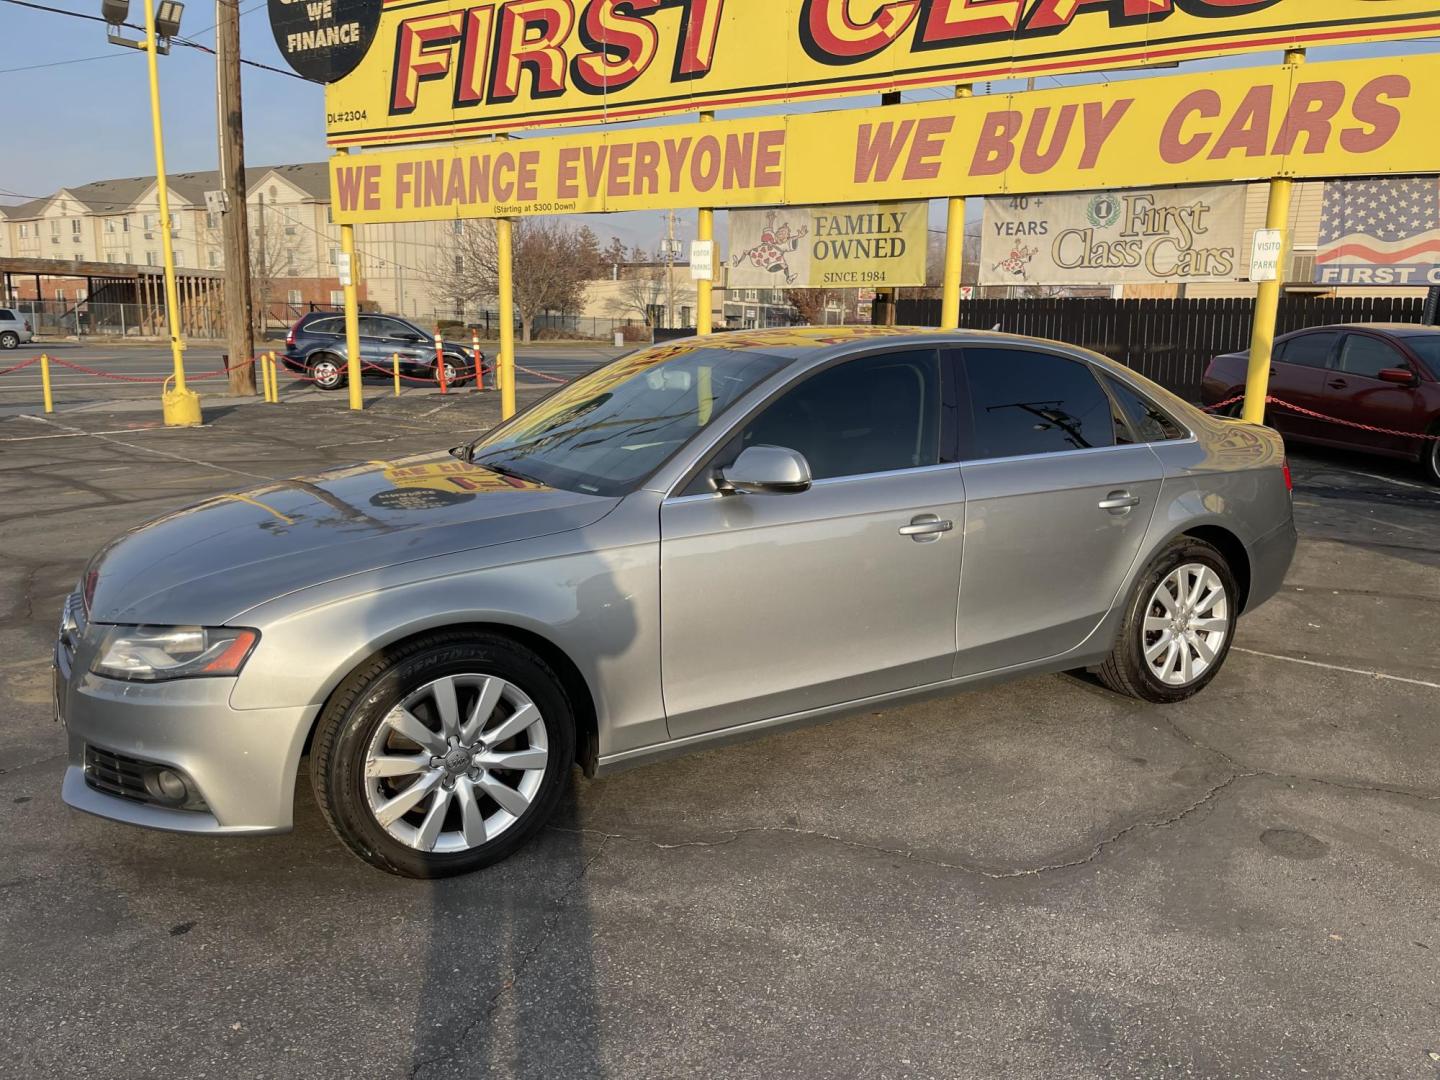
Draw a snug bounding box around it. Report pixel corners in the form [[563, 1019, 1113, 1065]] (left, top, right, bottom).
[[0, 163, 457, 322]]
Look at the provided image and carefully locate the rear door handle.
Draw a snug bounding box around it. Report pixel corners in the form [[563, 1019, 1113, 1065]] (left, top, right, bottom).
[[899, 515, 953, 542], [1098, 491, 1142, 512], [1328, 379, 1348, 389]]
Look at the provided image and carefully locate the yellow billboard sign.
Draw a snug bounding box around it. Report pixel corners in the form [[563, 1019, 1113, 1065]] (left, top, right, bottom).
[[322, 0, 1440, 148], [332, 56, 1431, 223]]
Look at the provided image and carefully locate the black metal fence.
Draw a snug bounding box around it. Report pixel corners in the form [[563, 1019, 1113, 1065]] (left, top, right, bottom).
[[891, 295, 1429, 401]]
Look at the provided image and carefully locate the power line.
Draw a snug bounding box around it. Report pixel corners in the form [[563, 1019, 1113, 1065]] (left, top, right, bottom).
[[0, 51, 133, 74], [0, 0, 303, 78]]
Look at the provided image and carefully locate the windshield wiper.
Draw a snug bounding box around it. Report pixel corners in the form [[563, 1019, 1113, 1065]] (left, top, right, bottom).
[[478, 460, 542, 486]]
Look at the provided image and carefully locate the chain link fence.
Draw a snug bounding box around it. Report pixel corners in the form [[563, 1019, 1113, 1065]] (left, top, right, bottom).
[[2, 298, 222, 340]]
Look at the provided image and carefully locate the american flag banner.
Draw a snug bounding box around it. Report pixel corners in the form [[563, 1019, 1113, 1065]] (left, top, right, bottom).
[[1315, 177, 1440, 288]]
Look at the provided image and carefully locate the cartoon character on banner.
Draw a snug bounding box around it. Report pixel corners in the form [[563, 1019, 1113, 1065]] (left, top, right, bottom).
[[993, 244, 1038, 282], [734, 211, 809, 285]]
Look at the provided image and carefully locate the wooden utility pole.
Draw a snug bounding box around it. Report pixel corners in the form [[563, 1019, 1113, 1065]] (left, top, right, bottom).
[[215, 0, 255, 394]]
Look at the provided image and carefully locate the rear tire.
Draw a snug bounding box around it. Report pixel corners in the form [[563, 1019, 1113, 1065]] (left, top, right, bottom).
[[1422, 425, 1440, 486], [310, 630, 575, 878], [0, 332, 17, 350], [1097, 538, 1238, 704], [309, 353, 344, 391]]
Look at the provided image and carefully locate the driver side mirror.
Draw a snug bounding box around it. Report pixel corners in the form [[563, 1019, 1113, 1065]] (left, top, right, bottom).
[[718, 445, 812, 495], [1378, 367, 1419, 387]]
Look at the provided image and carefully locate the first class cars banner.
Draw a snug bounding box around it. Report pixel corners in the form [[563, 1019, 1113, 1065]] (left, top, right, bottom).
[[979, 186, 1247, 286], [319, 0, 1440, 147], [330, 56, 1438, 223]]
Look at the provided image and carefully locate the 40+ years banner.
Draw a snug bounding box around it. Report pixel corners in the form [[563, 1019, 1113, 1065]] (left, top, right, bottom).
[[728, 203, 927, 289], [980, 186, 1247, 287], [302, 0, 1440, 148]]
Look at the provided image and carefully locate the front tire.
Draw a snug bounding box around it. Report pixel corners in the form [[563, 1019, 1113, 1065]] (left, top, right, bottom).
[[0, 332, 17, 350], [1422, 425, 1440, 486], [1097, 539, 1238, 704], [310, 631, 576, 878]]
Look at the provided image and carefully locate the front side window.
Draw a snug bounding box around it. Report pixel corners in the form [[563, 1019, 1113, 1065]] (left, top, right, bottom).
[[961, 348, 1116, 460], [1338, 335, 1406, 380], [1402, 335, 1440, 376], [1277, 333, 1337, 369], [468, 345, 790, 497], [735, 350, 942, 481]]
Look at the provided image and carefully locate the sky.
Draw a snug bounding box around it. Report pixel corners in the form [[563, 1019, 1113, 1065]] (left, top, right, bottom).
[[0, 1, 1436, 252]]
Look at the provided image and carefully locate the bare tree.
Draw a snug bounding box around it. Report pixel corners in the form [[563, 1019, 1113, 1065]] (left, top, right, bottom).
[[606, 265, 694, 328], [204, 209, 312, 331], [430, 218, 594, 342]]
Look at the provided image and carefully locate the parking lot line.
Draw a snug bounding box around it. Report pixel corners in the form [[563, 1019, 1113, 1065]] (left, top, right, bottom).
[[1233, 647, 1440, 690]]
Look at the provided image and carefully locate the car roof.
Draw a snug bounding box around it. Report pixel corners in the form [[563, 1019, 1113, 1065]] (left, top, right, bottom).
[[1287, 322, 1440, 337], [662, 325, 1084, 360]]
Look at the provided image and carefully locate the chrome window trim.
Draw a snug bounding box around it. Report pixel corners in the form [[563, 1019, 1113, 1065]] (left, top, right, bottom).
[[957, 437, 1197, 470]]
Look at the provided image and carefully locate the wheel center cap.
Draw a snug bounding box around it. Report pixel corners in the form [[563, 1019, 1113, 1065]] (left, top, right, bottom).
[[442, 747, 471, 775]]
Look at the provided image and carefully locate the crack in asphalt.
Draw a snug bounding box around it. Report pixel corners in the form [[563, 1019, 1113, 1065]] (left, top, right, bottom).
[[407, 834, 612, 1080]]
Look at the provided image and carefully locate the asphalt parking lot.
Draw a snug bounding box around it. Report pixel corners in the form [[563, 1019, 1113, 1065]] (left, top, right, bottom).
[[1, 390, 1437, 1079]]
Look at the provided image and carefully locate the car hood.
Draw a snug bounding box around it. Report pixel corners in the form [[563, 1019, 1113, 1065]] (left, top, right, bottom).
[[87, 452, 618, 625]]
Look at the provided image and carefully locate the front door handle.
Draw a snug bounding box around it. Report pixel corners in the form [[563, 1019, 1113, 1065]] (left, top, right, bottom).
[[899, 515, 953, 542], [1328, 379, 1348, 389], [1098, 491, 1142, 512]]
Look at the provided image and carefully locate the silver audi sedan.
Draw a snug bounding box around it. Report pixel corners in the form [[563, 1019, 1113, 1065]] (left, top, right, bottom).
[[56, 327, 1295, 877]]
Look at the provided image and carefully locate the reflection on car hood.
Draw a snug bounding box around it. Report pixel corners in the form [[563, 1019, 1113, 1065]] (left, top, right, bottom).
[[87, 452, 618, 625]]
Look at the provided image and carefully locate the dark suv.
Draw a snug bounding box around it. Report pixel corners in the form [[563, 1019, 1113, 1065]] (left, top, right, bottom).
[[282, 312, 484, 390]]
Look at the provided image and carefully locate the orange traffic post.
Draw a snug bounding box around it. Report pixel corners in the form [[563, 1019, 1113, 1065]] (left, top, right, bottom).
[[392, 352, 401, 396], [434, 332, 448, 395], [471, 327, 484, 390], [40, 353, 53, 414]]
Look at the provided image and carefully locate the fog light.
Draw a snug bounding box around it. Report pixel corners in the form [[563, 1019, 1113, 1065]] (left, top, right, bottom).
[[144, 767, 192, 807]]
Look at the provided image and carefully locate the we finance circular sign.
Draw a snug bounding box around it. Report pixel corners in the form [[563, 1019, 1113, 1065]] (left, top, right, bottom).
[[269, 0, 380, 84]]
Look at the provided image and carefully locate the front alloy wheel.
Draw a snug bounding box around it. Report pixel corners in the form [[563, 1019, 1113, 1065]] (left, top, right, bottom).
[[311, 631, 575, 877], [363, 675, 549, 854]]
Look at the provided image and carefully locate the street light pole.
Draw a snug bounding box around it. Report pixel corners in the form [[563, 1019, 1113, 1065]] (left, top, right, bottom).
[[140, 0, 200, 424]]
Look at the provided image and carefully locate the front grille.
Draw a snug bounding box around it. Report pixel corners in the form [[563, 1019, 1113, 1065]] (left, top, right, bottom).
[[83, 745, 153, 804]]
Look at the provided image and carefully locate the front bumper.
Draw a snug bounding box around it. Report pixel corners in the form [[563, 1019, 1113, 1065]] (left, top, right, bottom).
[[1244, 516, 1298, 613], [57, 652, 319, 835]]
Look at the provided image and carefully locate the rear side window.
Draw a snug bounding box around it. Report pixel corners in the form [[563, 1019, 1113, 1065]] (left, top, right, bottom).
[[0, 310, 13, 321], [1277, 333, 1337, 369], [961, 348, 1115, 460], [1338, 334, 1406, 380], [1103, 375, 1188, 443], [306, 318, 342, 335]]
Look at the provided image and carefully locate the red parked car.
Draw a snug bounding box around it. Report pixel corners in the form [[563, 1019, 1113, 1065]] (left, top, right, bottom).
[[1201, 323, 1440, 484]]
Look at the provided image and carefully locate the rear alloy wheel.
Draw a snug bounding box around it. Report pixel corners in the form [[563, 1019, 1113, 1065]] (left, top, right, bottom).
[[0, 332, 17, 350], [1097, 539, 1238, 703], [310, 354, 344, 391], [311, 631, 575, 878]]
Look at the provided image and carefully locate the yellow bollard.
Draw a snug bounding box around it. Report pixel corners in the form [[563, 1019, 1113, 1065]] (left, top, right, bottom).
[[40, 353, 53, 414], [392, 352, 401, 397], [266, 352, 278, 403]]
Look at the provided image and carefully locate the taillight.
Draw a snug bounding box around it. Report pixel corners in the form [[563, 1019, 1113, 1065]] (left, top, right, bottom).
[[1282, 458, 1293, 493], [286, 325, 296, 348], [24, 320, 31, 332]]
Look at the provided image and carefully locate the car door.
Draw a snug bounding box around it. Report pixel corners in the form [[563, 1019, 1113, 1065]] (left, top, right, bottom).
[[952, 346, 1165, 677], [659, 347, 964, 740], [1324, 332, 1429, 457], [1266, 331, 1340, 443], [373, 317, 432, 374]]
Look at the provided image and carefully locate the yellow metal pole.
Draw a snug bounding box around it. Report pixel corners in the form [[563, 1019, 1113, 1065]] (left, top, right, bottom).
[[142, 0, 200, 426], [266, 351, 278, 402], [40, 353, 53, 414], [941, 85, 973, 330], [1242, 49, 1305, 426], [497, 216, 517, 419], [338, 148, 364, 412], [697, 111, 715, 335], [392, 352, 401, 396]]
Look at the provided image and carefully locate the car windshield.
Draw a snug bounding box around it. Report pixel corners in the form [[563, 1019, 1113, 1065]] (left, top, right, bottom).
[[466, 343, 790, 496]]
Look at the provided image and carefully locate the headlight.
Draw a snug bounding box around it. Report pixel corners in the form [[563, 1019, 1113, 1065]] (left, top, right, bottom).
[[89, 625, 259, 682]]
